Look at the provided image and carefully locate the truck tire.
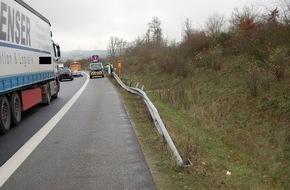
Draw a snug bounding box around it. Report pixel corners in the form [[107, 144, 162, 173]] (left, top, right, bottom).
[[51, 79, 59, 99], [0, 96, 11, 134], [10, 92, 21, 126], [46, 85, 51, 105], [43, 84, 51, 105], [51, 92, 58, 99]]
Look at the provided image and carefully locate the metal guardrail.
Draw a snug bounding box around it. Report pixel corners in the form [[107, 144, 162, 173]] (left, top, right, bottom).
[[113, 73, 191, 167]]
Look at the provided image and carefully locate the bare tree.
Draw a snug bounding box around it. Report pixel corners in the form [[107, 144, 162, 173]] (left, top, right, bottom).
[[116, 38, 128, 55], [107, 36, 118, 58], [148, 16, 163, 44], [278, 0, 290, 24], [183, 17, 192, 41], [266, 8, 280, 24], [205, 13, 226, 37], [145, 29, 150, 43], [107, 36, 128, 58], [230, 5, 258, 31]]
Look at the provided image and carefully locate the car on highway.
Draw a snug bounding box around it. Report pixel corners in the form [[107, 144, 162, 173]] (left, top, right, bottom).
[[72, 70, 83, 77], [58, 68, 74, 81], [89, 62, 104, 78]]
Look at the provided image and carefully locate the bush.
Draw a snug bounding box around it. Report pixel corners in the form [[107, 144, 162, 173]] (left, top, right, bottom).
[[208, 45, 223, 71], [180, 30, 212, 59], [245, 69, 259, 97], [244, 60, 263, 97], [268, 46, 289, 81], [194, 45, 223, 71]]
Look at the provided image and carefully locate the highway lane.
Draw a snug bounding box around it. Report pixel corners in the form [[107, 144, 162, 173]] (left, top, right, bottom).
[[0, 76, 86, 166], [1, 74, 156, 189]]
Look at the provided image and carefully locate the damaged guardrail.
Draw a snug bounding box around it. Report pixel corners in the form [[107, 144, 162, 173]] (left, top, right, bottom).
[[113, 73, 191, 167]]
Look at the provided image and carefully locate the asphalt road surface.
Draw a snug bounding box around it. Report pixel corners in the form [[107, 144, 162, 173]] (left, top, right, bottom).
[[0, 76, 84, 166], [0, 74, 156, 189]]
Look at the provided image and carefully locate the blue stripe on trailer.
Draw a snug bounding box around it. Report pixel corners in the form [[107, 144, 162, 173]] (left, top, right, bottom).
[[0, 72, 55, 93]]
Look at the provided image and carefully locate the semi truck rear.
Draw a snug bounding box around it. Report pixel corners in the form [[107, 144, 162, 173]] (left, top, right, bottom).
[[0, 0, 61, 134]]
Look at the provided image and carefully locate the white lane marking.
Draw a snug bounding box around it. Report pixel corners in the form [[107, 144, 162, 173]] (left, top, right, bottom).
[[0, 73, 89, 187]]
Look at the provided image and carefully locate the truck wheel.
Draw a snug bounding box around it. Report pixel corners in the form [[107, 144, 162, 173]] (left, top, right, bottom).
[[51, 79, 59, 99], [10, 92, 22, 126], [44, 84, 51, 105], [0, 96, 11, 134], [51, 92, 58, 99], [46, 89, 51, 105]]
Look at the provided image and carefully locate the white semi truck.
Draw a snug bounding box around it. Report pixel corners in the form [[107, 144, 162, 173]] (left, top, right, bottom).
[[0, 0, 61, 134]]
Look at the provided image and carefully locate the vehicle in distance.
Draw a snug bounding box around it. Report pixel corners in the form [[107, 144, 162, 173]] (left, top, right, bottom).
[[70, 62, 83, 77], [59, 68, 74, 81], [72, 70, 83, 77], [89, 63, 104, 78]]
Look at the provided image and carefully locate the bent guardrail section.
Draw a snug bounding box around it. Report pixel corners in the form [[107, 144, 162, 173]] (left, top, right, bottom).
[[113, 73, 190, 167]]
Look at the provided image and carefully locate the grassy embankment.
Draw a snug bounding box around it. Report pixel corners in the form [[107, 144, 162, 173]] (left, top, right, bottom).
[[112, 54, 290, 189]]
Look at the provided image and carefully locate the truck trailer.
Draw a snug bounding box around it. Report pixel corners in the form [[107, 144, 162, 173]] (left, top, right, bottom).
[[0, 0, 61, 134]]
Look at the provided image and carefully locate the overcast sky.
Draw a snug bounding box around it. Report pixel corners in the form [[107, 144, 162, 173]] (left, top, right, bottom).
[[24, 0, 275, 51]]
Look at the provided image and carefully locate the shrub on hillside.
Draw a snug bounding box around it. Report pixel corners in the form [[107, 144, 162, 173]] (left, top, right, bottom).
[[180, 30, 212, 59], [245, 69, 259, 97], [194, 45, 223, 71], [268, 46, 289, 81], [244, 60, 264, 97], [208, 45, 223, 71]]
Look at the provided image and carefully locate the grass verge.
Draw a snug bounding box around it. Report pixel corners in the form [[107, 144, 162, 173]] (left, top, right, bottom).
[[109, 54, 290, 189]]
